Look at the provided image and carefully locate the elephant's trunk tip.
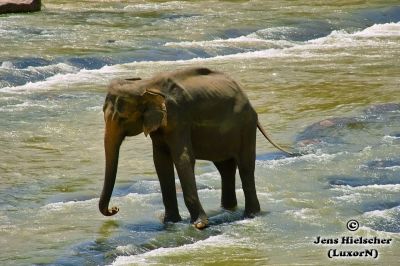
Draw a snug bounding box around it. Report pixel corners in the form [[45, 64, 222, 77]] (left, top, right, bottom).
[[99, 202, 119, 216]]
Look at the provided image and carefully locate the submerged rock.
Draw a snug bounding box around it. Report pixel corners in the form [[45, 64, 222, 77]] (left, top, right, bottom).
[[295, 103, 400, 151], [0, 0, 41, 14], [365, 158, 400, 170], [364, 103, 400, 115], [295, 117, 362, 147]]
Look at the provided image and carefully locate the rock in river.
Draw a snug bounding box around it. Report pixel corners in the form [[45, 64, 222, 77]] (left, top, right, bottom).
[[0, 0, 41, 14]]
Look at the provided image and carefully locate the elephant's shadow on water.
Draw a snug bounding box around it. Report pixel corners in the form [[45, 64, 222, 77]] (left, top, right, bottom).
[[97, 206, 263, 237], [91, 208, 265, 262]]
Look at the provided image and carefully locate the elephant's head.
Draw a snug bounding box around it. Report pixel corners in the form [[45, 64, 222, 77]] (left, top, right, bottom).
[[99, 78, 167, 216]]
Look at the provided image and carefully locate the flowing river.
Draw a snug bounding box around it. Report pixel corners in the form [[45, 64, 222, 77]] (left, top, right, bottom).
[[1, 1, 399, 265]]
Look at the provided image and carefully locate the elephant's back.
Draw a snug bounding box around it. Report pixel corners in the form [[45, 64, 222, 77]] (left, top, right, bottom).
[[175, 70, 251, 112], [161, 68, 257, 130], [174, 71, 256, 126]]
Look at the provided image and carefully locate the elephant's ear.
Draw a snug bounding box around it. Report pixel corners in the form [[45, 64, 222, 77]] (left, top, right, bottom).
[[142, 90, 167, 137], [163, 77, 191, 102], [112, 96, 134, 120]]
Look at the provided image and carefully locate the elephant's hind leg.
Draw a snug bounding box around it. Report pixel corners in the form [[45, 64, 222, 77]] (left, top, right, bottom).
[[214, 159, 237, 211], [237, 128, 260, 217], [237, 156, 260, 217]]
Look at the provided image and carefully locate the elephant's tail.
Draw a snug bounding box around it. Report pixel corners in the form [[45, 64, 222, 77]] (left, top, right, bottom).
[[257, 121, 297, 157]]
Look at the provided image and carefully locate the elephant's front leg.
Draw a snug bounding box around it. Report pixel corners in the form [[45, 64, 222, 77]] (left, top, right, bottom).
[[170, 138, 208, 229], [153, 143, 182, 223]]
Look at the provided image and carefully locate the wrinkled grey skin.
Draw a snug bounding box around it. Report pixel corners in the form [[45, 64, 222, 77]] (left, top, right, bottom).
[[100, 67, 292, 229]]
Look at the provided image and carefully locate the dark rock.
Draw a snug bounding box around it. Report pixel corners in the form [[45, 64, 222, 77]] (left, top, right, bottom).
[[364, 103, 400, 115], [0, 0, 41, 14], [326, 175, 399, 187], [295, 117, 361, 146], [365, 158, 400, 170]]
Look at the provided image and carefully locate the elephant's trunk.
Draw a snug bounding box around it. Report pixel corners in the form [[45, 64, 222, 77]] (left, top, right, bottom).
[[99, 127, 124, 216]]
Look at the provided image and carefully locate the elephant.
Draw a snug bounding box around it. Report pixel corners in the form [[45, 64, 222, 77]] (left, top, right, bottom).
[[99, 67, 294, 229]]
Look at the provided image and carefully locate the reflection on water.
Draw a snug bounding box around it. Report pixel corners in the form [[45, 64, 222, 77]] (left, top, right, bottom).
[[0, 0, 399, 265]]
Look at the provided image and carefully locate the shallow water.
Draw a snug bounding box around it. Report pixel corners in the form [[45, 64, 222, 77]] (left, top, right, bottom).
[[1, 1, 399, 265]]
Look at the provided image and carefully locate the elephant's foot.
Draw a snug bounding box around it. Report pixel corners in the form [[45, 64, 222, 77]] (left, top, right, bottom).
[[193, 217, 209, 229], [221, 195, 238, 211], [244, 206, 261, 219], [244, 211, 259, 219], [222, 204, 238, 212], [162, 212, 182, 223]]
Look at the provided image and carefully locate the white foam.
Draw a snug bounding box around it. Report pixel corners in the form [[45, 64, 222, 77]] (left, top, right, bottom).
[[196, 171, 220, 188], [123, 1, 186, 12], [307, 22, 400, 48], [165, 25, 297, 49], [1, 100, 65, 112], [111, 234, 235, 266], [165, 36, 292, 49], [0, 224, 17, 232], [168, 22, 400, 61], [1, 64, 122, 93], [383, 166, 400, 171], [2, 22, 398, 94], [40, 198, 98, 212], [359, 226, 400, 237], [183, 25, 391, 62], [363, 206, 400, 219], [383, 135, 400, 142], [285, 208, 319, 221], [332, 183, 400, 204], [25, 62, 79, 74], [254, 26, 296, 38], [39, 192, 157, 214], [333, 184, 400, 192], [353, 22, 400, 37], [1, 61, 15, 69], [256, 152, 337, 169], [333, 193, 363, 203]]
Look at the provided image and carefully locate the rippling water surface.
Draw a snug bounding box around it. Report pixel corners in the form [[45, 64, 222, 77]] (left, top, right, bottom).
[[1, 1, 399, 265]]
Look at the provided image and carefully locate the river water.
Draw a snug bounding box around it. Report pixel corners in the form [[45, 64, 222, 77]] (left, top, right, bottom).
[[1, 1, 399, 265]]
